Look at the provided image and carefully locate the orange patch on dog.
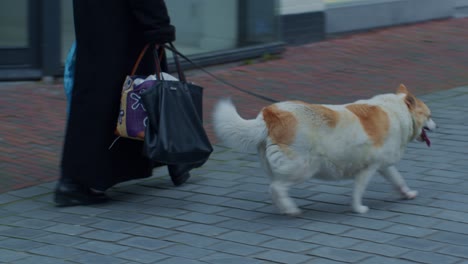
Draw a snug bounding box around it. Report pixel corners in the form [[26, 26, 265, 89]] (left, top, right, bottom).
[[262, 105, 298, 146], [293, 101, 339, 128], [346, 104, 390, 147]]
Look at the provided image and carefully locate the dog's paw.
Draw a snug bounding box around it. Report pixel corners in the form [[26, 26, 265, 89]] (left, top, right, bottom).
[[352, 205, 369, 214], [401, 189, 418, 200], [281, 207, 302, 216]]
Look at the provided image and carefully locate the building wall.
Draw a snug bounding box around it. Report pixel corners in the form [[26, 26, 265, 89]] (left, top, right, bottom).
[[326, 0, 456, 34], [278, 0, 326, 45], [277, 0, 459, 44]]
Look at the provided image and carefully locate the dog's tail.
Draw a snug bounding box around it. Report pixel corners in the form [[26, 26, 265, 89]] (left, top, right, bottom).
[[213, 99, 267, 152]]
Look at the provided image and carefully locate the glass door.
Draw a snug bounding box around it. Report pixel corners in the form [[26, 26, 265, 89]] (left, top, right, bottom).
[[0, 0, 39, 68]]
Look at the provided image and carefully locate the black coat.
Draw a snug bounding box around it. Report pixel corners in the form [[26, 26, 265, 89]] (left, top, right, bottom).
[[61, 0, 175, 190]]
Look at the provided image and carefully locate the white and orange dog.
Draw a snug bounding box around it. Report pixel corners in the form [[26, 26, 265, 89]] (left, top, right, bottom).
[[213, 84, 436, 215]]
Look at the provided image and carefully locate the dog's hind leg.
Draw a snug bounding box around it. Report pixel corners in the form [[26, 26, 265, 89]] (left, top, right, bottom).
[[264, 143, 310, 216], [270, 181, 301, 216], [379, 166, 418, 199]]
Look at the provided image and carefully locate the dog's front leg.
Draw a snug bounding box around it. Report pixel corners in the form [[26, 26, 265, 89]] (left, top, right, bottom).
[[352, 167, 377, 213], [379, 166, 418, 199]]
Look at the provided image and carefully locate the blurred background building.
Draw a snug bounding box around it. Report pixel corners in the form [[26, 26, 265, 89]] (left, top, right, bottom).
[[0, 0, 466, 80]]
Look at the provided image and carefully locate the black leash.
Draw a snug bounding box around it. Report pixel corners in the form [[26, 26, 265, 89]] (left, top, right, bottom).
[[164, 43, 279, 104]]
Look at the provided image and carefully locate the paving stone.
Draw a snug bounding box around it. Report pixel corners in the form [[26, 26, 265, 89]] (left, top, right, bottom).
[[400, 250, 459, 264], [0, 238, 45, 251], [176, 223, 229, 236], [180, 203, 227, 214], [0, 227, 49, 239], [184, 194, 232, 205], [118, 237, 174, 251], [175, 212, 229, 224], [217, 231, 273, 245], [136, 216, 189, 228], [18, 209, 66, 221], [359, 256, 416, 264], [427, 231, 468, 246], [115, 248, 169, 264], [434, 210, 468, 224], [340, 216, 394, 230], [89, 219, 140, 232], [9, 218, 56, 229], [432, 221, 468, 235], [27, 244, 85, 258], [80, 230, 130, 242], [10, 255, 70, 264], [208, 241, 266, 256], [74, 240, 129, 255], [44, 223, 94, 236], [431, 200, 468, 213], [55, 206, 110, 216], [7, 186, 50, 198], [389, 237, 446, 251], [200, 253, 265, 264], [226, 190, 270, 202], [68, 252, 129, 264], [301, 221, 353, 235], [97, 210, 150, 222], [163, 233, 221, 248], [218, 208, 268, 221], [191, 185, 235, 196], [217, 219, 271, 232], [33, 233, 88, 246], [261, 238, 319, 252], [350, 241, 410, 257], [1, 200, 48, 213], [160, 244, 215, 259], [437, 193, 468, 203], [123, 225, 177, 239], [0, 194, 22, 205], [437, 245, 468, 259], [388, 204, 442, 216], [259, 227, 317, 240], [342, 229, 399, 243], [304, 233, 360, 248], [254, 215, 310, 227], [51, 214, 99, 226], [220, 199, 266, 210], [383, 224, 437, 238], [308, 247, 371, 263], [156, 257, 205, 264], [0, 248, 29, 262], [388, 214, 442, 228], [143, 206, 191, 217], [255, 250, 313, 264]]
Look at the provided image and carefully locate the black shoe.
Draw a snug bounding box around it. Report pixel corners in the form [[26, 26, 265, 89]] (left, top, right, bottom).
[[171, 172, 191, 187], [168, 164, 192, 186], [54, 181, 108, 207]]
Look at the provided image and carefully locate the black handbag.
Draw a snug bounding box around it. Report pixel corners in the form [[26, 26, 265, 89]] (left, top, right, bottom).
[[140, 44, 213, 167]]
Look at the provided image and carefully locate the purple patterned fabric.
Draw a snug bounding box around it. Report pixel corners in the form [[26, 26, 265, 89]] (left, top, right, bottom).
[[116, 76, 156, 139]]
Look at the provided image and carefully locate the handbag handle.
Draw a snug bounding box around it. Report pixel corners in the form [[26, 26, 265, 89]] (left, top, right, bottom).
[[153, 43, 187, 82], [130, 44, 165, 76], [131, 43, 187, 83]]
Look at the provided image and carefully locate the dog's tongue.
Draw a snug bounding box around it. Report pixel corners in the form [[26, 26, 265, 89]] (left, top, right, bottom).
[[421, 129, 431, 147]]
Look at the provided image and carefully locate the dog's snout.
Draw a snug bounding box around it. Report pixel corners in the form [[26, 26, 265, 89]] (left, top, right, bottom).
[[426, 119, 437, 131]]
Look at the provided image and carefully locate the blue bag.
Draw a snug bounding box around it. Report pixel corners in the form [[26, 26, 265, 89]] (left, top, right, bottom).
[[64, 42, 76, 114]]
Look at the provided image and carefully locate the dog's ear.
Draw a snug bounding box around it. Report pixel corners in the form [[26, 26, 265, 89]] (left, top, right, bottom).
[[397, 84, 416, 109], [396, 84, 409, 94]]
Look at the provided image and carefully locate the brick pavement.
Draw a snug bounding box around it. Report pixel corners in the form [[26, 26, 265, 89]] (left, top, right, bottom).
[[0, 18, 468, 263]]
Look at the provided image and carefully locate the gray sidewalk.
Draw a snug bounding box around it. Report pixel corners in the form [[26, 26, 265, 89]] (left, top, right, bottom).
[[1, 86, 467, 264]]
